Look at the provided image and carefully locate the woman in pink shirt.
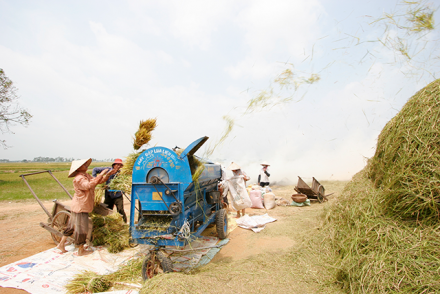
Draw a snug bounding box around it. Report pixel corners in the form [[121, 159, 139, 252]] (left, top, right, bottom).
[[57, 158, 109, 256]]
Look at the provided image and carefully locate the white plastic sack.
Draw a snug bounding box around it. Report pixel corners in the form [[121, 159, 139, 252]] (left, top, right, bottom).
[[264, 192, 276, 209], [225, 175, 252, 211]]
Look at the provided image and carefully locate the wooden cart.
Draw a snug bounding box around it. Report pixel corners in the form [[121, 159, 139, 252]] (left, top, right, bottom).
[[294, 176, 333, 203], [20, 170, 112, 245]]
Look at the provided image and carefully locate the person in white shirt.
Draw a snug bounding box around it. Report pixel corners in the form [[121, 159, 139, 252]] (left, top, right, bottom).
[[258, 161, 270, 187], [229, 162, 250, 218]]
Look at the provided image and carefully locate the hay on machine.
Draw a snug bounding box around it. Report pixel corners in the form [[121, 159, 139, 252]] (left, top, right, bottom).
[[90, 118, 159, 253]]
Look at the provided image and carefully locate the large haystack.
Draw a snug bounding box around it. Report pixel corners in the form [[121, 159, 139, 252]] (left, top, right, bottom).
[[368, 78, 440, 224], [321, 79, 440, 292]]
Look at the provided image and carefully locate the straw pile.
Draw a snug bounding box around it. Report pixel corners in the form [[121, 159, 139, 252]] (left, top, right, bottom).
[[65, 258, 143, 293], [133, 118, 157, 150], [65, 271, 112, 293], [91, 212, 130, 253], [367, 78, 440, 224], [321, 79, 440, 292]]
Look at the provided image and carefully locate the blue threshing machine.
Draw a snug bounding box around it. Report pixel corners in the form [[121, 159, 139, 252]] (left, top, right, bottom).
[[129, 136, 228, 279]]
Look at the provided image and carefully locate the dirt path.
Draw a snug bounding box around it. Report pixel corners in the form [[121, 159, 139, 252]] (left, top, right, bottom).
[[0, 184, 343, 293]]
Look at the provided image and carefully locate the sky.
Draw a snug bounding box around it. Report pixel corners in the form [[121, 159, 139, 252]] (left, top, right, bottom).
[[1, 0, 439, 183]]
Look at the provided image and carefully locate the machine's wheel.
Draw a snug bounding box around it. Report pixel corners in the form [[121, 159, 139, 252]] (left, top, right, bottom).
[[169, 201, 182, 215], [141, 251, 173, 280], [50, 210, 71, 244], [317, 185, 326, 203], [215, 209, 228, 240], [128, 238, 138, 248]]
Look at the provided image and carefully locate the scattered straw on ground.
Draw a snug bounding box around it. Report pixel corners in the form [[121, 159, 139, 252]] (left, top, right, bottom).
[[320, 170, 440, 293]]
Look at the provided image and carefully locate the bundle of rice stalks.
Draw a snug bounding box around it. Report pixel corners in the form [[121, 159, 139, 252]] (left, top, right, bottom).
[[65, 271, 112, 293], [321, 170, 440, 293], [367, 78, 440, 224], [120, 151, 143, 176], [106, 257, 143, 285], [133, 118, 157, 150], [108, 174, 132, 194], [105, 151, 143, 195], [91, 212, 130, 253], [94, 185, 105, 206], [65, 258, 143, 293]]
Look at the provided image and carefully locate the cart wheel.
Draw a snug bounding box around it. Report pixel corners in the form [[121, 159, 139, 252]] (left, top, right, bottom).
[[141, 251, 173, 280], [50, 211, 71, 244], [128, 238, 138, 248], [215, 208, 228, 239], [317, 185, 326, 203]]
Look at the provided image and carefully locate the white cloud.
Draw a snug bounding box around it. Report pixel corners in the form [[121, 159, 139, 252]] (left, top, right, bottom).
[[167, 0, 235, 50], [224, 0, 324, 80]]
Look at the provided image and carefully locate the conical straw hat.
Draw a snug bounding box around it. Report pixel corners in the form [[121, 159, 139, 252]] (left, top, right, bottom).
[[68, 158, 92, 178], [261, 161, 270, 166], [228, 162, 241, 170]]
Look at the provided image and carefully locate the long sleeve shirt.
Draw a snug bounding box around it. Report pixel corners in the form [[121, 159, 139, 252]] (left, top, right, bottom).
[[70, 172, 106, 213], [258, 168, 270, 183]]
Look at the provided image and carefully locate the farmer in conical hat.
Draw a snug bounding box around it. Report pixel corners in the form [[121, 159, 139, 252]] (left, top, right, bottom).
[[228, 162, 251, 218], [258, 161, 270, 187], [92, 158, 127, 222], [56, 159, 110, 256]]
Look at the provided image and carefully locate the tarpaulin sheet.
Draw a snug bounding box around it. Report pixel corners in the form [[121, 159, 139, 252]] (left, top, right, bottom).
[[0, 228, 236, 293], [235, 213, 277, 233], [0, 245, 138, 294]]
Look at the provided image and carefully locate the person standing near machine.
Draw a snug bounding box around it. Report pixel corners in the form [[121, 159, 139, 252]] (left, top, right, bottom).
[[229, 162, 251, 218], [57, 158, 110, 255], [93, 158, 127, 223], [258, 161, 270, 187]]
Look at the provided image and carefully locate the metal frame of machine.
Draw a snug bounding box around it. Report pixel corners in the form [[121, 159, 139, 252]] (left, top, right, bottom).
[[129, 136, 228, 279]]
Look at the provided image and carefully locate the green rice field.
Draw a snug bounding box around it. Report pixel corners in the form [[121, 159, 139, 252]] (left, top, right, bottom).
[[0, 162, 112, 201]]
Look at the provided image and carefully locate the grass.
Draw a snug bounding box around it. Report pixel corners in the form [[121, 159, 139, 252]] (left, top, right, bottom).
[[0, 162, 112, 201]]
